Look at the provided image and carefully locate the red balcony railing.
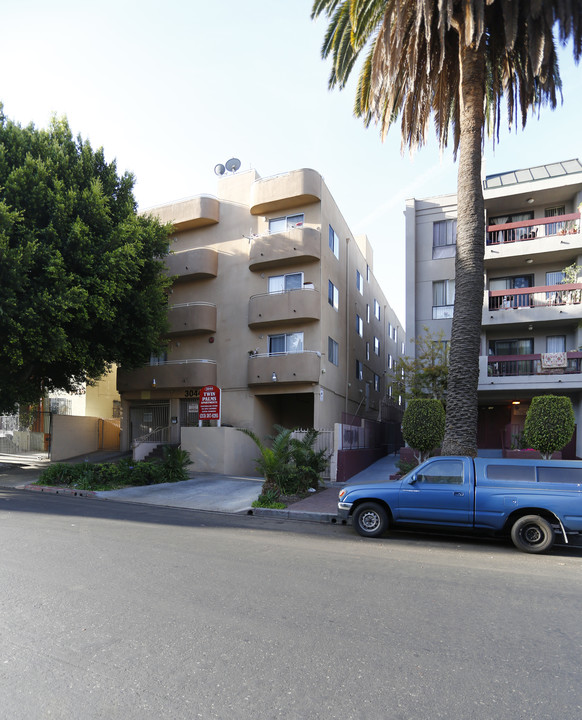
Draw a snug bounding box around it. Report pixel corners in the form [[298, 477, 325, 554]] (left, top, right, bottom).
[[488, 283, 582, 311], [486, 212, 580, 245], [487, 352, 582, 377]]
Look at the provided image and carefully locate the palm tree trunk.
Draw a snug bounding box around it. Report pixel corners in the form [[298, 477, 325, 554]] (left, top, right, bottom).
[[441, 40, 486, 457]]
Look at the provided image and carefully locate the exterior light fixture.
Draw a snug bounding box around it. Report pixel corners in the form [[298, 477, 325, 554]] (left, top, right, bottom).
[[152, 379, 157, 387], [527, 198, 534, 204], [512, 400, 520, 405], [525, 258, 533, 264], [272, 372, 277, 382]]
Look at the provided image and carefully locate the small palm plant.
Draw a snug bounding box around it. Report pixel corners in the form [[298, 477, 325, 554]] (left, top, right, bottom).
[[238, 426, 293, 495]]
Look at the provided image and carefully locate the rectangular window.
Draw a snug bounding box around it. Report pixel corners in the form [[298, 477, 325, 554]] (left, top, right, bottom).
[[356, 314, 363, 337], [374, 299, 381, 321], [545, 205, 566, 235], [356, 270, 364, 294], [328, 280, 339, 310], [489, 338, 533, 355], [432, 279, 455, 319], [268, 332, 304, 355], [355, 359, 363, 380], [546, 336, 566, 353], [366, 341, 370, 361], [329, 225, 340, 259], [269, 213, 304, 233], [366, 304, 370, 323], [433, 219, 457, 258], [388, 354, 393, 369], [328, 337, 339, 366], [367, 264, 370, 282], [374, 374, 380, 392], [374, 337, 380, 355], [268, 272, 303, 293], [546, 270, 565, 286]]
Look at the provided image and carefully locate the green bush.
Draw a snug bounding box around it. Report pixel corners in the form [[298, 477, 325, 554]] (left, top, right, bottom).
[[402, 398, 445, 463], [38, 449, 191, 490], [524, 395, 575, 459]]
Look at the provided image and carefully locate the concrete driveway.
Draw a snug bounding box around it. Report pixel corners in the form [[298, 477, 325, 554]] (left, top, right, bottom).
[[97, 473, 264, 513]]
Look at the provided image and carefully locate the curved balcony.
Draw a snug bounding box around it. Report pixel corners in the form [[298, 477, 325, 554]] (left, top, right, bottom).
[[249, 227, 321, 270], [247, 351, 321, 386], [248, 288, 320, 328], [165, 248, 218, 282], [250, 168, 322, 215], [117, 360, 217, 392], [167, 302, 217, 336], [152, 195, 220, 230]]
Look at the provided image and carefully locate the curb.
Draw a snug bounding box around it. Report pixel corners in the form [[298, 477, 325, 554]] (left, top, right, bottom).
[[22, 484, 97, 499], [249, 507, 344, 524]]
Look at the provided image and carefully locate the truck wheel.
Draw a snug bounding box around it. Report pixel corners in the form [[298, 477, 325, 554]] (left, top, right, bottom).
[[353, 502, 389, 538], [511, 515, 555, 554]]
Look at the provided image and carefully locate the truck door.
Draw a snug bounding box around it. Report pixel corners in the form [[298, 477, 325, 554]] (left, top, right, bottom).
[[398, 458, 472, 525]]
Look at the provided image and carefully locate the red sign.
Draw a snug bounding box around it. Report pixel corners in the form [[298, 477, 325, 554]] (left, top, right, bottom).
[[199, 385, 220, 420]]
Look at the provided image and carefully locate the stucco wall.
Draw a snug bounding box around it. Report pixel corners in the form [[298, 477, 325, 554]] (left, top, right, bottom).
[[51, 415, 99, 461], [180, 426, 261, 476]]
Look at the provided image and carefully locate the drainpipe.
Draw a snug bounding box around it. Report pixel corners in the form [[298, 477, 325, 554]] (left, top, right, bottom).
[[345, 237, 350, 413]]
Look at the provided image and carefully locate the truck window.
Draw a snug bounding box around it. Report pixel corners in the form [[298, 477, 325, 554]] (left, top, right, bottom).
[[537, 467, 582, 484], [416, 460, 464, 485], [486, 465, 536, 482]]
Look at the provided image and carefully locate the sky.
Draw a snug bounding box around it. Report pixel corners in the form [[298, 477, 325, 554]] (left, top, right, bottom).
[[3, 0, 582, 325]]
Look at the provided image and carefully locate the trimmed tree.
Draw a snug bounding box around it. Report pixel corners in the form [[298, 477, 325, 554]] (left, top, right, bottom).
[[524, 395, 575, 460], [0, 109, 172, 412], [401, 398, 445, 463]]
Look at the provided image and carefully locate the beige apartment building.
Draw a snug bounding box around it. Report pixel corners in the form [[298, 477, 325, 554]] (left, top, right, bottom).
[[117, 168, 403, 453], [405, 158, 582, 454]]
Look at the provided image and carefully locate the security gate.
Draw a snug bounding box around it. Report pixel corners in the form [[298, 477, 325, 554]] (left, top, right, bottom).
[[129, 403, 169, 444]]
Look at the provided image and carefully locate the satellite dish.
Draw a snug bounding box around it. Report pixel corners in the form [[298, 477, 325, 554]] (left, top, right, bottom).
[[214, 163, 225, 176], [225, 157, 241, 173]]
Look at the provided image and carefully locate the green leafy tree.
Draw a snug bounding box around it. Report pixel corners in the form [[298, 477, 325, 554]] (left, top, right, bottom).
[[524, 395, 575, 460], [401, 398, 445, 463], [0, 109, 172, 412], [391, 326, 448, 404], [312, 1, 582, 456]]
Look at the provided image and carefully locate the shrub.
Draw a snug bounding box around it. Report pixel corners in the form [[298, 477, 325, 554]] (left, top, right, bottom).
[[161, 446, 191, 483], [524, 395, 575, 460], [402, 398, 445, 463]]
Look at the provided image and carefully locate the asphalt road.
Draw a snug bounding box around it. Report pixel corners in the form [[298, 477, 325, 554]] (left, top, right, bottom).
[[1, 488, 581, 720]]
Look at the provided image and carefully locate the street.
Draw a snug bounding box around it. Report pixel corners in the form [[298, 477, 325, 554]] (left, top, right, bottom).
[[1, 488, 581, 720]]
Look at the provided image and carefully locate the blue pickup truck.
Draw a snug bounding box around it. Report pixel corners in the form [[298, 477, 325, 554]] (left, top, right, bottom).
[[337, 456, 582, 553]]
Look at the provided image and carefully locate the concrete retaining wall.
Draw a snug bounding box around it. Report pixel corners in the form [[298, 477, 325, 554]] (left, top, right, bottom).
[[180, 427, 260, 476], [51, 415, 99, 461]]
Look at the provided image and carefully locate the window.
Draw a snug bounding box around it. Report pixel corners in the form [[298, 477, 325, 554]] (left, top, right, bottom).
[[401, 341, 405, 354], [489, 274, 533, 309], [489, 338, 533, 355], [432, 280, 455, 319], [388, 385, 392, 398], [416, 459, 464, 485], [269, 213, 304, 233], [366, 341, 370, 361], [268, 332, 304, 355], [374, 337, 380, 355], [329, 225, 340, 259], [268, 272, 303, 293], [546, 336, 566, 353], [433, 219, 457, 258], [150, 352, 168, 365], [367, 264, 370, 282], [388, 323, 397, 341], [545, 205, 566, 236], [366, 304, 370, 323], [356, 270, 364, 294], [387, 354, 393, 369], [374, 299, 381, 321], [546, 270, 565, 286], [356, 314, 363, 337], [374, 373, 380, 391], [355, 359, 363, 380], [489, 211, 534, 242], [328, 337, 339, 366], [49, 397, 72, 415], [328, 280, 339, 310]]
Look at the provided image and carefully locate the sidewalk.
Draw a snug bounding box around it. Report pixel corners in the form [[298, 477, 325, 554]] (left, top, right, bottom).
[[1, 450, 401, 522]]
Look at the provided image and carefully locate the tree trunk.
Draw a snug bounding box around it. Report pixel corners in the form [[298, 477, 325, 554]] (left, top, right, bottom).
[[441, 41, 486, 457]]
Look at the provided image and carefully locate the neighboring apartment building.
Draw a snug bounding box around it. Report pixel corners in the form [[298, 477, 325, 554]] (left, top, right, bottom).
[[405, 158, 582, 454], [117, 168, 403, 450]]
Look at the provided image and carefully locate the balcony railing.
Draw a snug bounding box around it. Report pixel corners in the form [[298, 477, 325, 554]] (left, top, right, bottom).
[[487, 352, 582, 377], [117, 359, 217, 392], [488, 283, 582, 311], [248, 288, 320, 327], [486, 212, 580, 245], [247, 350, 321, 385]]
